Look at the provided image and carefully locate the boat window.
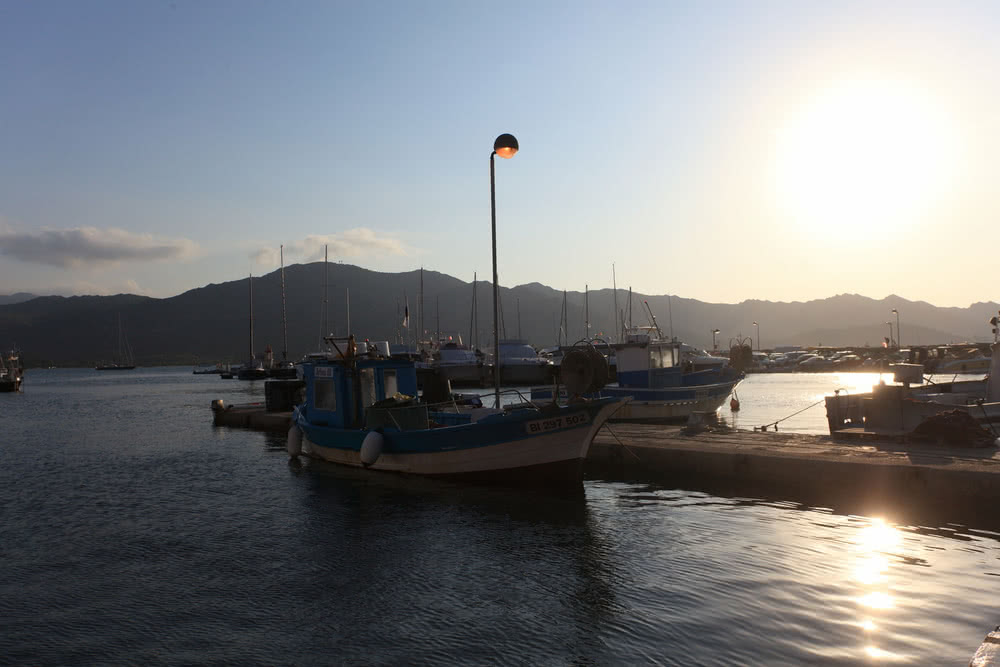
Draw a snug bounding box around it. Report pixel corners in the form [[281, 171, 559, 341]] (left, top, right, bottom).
[[650, 348, 663, 369], [314, 379, 337, 411], [360, 368, 376, 407], [384, 369, 398, 397]]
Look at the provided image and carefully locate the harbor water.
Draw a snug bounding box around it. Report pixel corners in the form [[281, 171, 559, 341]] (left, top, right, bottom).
[[2, 368, 998, 665]]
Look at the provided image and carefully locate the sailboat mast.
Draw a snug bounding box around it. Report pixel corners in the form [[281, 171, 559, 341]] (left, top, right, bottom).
[[612, 263, 618, 343], [585, 284, 589, 341], [560, 290, 567, 347], [280, 245, 287, 360], [469, 273, 477, 350], [517, 297, 521, 340], [346, 287, 351, 337], [249, 272, 254, 361], [320, 245, 328, 346], [419, 267, 424, 348], [435, 296, 440, 346]]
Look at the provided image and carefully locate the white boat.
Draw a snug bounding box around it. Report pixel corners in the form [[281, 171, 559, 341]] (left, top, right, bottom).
[[432, 339, 486, 387], [496, 339, 555, 386]]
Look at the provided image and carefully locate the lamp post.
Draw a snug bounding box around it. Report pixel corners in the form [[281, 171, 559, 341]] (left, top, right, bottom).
[[752, 321, 759, 352], [712, 328, 720, 351], [490, 133, 518, 409], [885, 321, 894, 349], [891, 308, 900, 350]]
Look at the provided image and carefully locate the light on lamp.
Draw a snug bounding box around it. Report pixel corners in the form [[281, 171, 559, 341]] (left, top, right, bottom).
[[493, 134, 519, 159]]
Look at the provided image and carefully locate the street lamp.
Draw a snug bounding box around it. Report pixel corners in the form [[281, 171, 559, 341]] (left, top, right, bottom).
[[490, 133, 518, 408], [891, 308, 900, 350], [885, 321, 894, 349], [752, 321, 759, 352], [712, 328, 720, 351]]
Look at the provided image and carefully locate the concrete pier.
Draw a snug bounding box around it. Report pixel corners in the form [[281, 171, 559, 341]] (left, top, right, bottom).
[[589, 423, 1000, 523], [211, 400, 291, 432]]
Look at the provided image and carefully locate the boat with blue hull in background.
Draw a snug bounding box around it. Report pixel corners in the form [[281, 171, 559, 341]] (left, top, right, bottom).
[[531, 327, 743, 423], [288, 336, 625, 483]]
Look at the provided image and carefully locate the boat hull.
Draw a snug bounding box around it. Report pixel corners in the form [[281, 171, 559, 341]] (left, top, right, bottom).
[[296, 397, 625, 482], [531, 378, 741, 423]]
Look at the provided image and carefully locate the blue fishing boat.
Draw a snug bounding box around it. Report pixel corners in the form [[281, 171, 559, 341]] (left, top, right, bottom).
[[531, 328, 744, 423], [288, 337, 626, 483]]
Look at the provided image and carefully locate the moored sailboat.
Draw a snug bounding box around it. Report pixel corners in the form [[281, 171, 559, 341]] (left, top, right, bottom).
[[95, 314, 136, 370]]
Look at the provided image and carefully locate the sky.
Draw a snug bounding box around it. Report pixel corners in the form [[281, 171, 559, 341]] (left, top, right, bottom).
[[1, 1, 997, 307]]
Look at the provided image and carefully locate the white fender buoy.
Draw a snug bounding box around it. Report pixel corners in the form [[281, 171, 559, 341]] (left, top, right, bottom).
[[360, 431, 384, 467], [286, 425, 303, 458]]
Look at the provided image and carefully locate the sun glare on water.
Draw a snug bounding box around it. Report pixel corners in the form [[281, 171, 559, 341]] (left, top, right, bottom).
[[774, 78, 959, 237]]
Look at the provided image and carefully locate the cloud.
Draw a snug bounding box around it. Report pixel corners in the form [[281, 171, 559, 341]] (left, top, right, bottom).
[[0, 226, 199, 268], [252, 227, 409, 266]]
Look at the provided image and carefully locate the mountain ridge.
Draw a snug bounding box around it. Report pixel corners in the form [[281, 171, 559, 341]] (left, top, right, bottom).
[[1, 264, 996, 366]]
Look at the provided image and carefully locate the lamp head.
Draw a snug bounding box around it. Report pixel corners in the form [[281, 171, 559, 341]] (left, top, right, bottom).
[[892, 308, 898, 314], [493, 133, 519, 159]]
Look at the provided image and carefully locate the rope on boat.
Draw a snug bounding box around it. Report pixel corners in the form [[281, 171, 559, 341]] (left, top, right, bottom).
[[601, 423, 642, 461], [754, 397, 827, 432]]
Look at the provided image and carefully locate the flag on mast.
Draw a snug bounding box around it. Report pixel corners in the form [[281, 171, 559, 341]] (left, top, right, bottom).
[[403, 297, 410, 328]]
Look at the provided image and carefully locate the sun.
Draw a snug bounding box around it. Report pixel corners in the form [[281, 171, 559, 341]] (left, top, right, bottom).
[[774, 78, 958, 237]]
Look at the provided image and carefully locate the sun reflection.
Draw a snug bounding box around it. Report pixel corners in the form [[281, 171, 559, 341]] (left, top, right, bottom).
[[861, 619, 877, 632], [859, 591, 895, 610], [836, 373, 895, 396], [855, 518, 902, 554], [865, 645, 905, 661], [854, 554, 890, 586]]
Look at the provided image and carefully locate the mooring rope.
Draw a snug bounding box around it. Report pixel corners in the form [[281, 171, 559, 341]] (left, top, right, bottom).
[[754, 397, 827, 432], [601, 423, 642, 460]]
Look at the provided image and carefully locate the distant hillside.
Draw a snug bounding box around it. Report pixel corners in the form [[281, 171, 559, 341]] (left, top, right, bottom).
[[0, 293, 37, 306], [0, 263, 995, 367]]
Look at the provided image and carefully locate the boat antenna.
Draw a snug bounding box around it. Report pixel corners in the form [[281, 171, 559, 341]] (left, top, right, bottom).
[[667, 294, 674, 341], [628, 286, 632, 330], [280, 245, 287, 360], [643, 300, 663, 339]]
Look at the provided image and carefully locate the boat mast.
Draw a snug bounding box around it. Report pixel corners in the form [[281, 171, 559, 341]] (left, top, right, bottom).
[[517, 297, 521, 340], [419, 267, 424, 349], [436, 296, 440, 346], [612, 263, 618, 343], [320, 245, 328, 348], [249, 272, 254, 361], [469, 273, 477, 350], [560, 290, 567, 347], [280, 245, 287, 360], [346, 287, 350, 337], [585, 284, 589, 341]]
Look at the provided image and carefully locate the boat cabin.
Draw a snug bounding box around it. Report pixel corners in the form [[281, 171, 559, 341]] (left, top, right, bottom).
[[614, 339, 683, 388], [302, 358, 419, 429]]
